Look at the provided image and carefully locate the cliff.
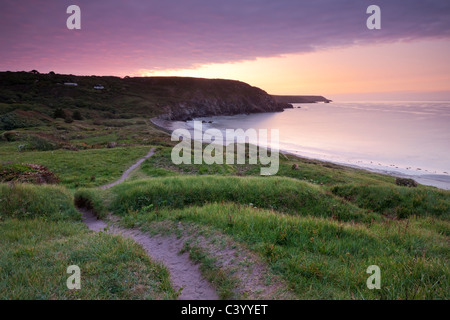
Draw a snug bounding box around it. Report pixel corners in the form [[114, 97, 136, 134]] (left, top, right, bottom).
[[144, 77, 292, 121], [0, 72, 294, 122]]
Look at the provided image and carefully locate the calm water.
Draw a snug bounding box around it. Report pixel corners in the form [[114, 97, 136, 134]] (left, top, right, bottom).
[[160, 101, 450, 189]]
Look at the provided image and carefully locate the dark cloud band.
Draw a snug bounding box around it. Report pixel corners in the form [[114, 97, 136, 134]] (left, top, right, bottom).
[[1, 0, 449, 73]]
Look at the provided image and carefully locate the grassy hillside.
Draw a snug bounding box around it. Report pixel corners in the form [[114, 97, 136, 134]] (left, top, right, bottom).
[[0, 71, 448, 300], [108, 176, 376, 222], [0, 71, 288, 123]]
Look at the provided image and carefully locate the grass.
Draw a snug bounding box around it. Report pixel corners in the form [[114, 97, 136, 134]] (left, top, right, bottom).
[[74, 188, 108, 219], [0, 145, 152, 188], [180, 241, 239, 299], [0, 219, 176, 299], [108, 176, 377, 222], [331, 184, 450, 220], [0, 183, 80, 221], [0, 71, 448, 299], [122, 202, 450, 300], [142, 145, 397, 186], [0, 183, 177, 300]]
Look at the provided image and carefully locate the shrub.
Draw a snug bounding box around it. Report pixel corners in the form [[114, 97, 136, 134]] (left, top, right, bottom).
[[0, 163, 59, 184], [72, 110, 83, 120], [2, 131, 18, 141], [395, 177, 418, 187], [53, 108, 65, 119], [64, 116, 73, 123], [23, 135, 60, 151]]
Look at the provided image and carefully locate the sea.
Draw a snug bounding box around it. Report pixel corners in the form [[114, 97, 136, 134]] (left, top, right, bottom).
[[154, 101, 450, 190]]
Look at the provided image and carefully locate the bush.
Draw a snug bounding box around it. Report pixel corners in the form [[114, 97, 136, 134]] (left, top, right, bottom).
[[395, 177, 418, 187], [64, 116, 73, 123], [0, 163, 59, 184], [23, 135, 60, 151], [72, 110, 83, 120], [53, 108, 65, 119], [2, 131, 18, 141]]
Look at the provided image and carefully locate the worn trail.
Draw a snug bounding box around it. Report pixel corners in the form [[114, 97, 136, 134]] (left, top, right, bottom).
[[99, 148, 155, 189], [80, 148, 219, 300]]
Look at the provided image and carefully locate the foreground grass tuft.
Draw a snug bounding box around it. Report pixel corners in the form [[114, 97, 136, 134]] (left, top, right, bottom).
[[332, 184, 450, 219], [0, 183, 80, 221], [109, 176, 377, 222], [0, 219, 176, 299], [125, 202, 449, 300], [74, 188, 108, 219]]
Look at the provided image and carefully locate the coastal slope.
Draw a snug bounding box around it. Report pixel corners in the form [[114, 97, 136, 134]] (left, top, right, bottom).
[[0, 72, 294, 122], [152, 77, 293, 121]]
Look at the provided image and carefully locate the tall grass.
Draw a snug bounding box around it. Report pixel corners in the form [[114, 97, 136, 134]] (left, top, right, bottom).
[[0, 146, 151, 188], [332, 184, 450, 219], [0, 219, 176, 299], [0, 183, 80, 221], [125, 202, 450, 299], [74, 188, 108, 218], [109, 176, 378, 222]]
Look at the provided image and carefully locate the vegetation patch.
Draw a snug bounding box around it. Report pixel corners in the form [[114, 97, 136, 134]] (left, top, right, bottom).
[[74, 188, 108, 219], [0, 146, 152, 188], [180, 241, 238, 299], [0, 163, 59, 184], [109, 175, 376, 222], [0, 219, 176, 299], [128, 202, 449, 299], [0, 183, 80, 221], [0, 109, 49, 130], [331, 184, 450, 219]]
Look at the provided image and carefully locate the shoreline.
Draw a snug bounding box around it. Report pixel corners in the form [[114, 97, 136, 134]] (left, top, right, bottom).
[[150, 116, 450, 190]]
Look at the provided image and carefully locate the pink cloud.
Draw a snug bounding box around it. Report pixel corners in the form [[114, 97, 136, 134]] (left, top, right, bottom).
[[1, 0, 450, 75]]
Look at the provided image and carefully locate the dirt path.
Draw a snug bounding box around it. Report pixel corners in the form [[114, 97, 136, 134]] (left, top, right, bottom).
[[81, 209, 219, 300], [99, 148, 155, 190], [80, 148, 219, 300]]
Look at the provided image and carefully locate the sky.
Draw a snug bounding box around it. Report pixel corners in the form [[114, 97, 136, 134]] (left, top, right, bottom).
[[1, 0, 450, 100]]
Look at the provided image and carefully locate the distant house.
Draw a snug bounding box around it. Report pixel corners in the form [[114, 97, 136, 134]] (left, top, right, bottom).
[[93, 84, 104, 90], [64, 82, 78, 86]]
